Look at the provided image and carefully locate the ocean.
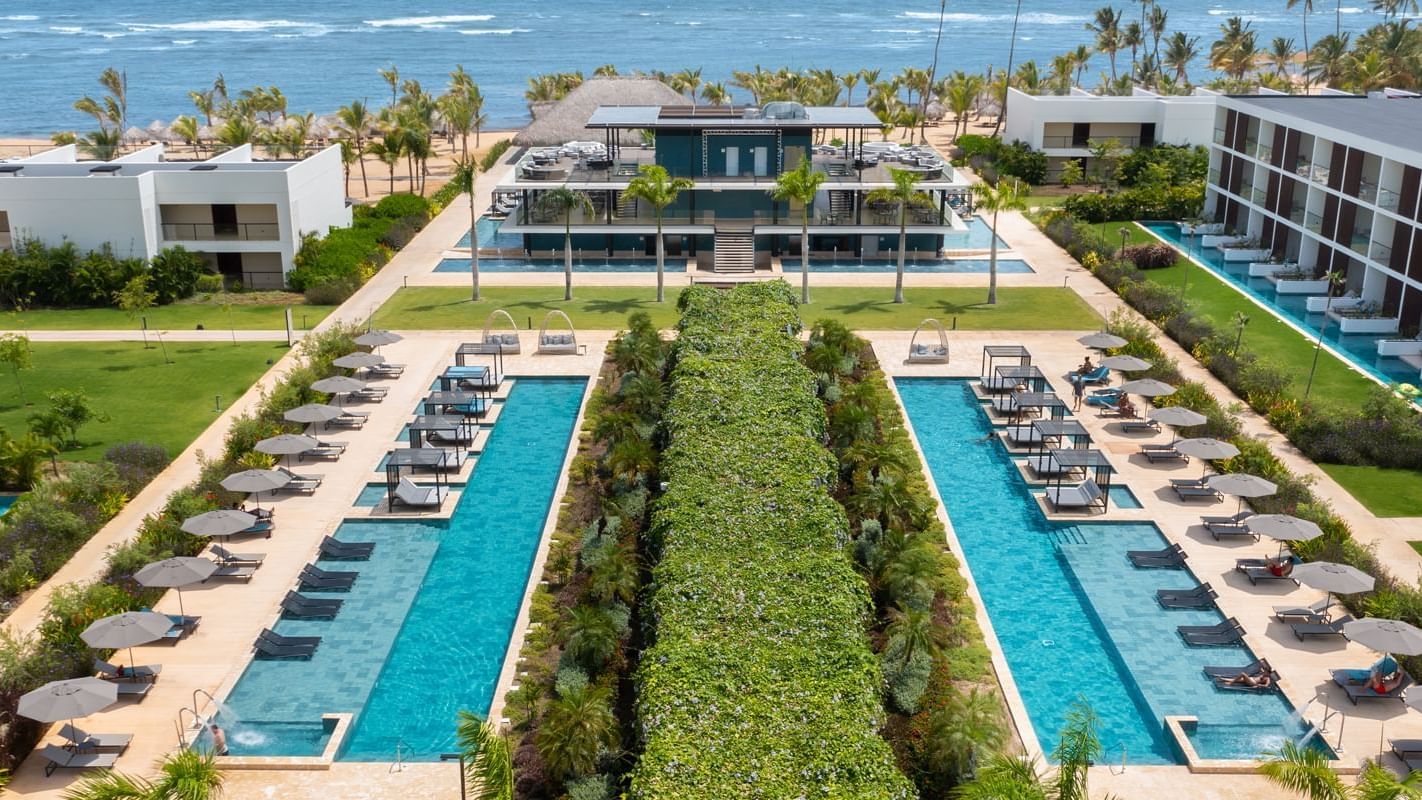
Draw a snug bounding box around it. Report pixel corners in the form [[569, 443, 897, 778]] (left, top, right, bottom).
[[0, 1, 1388, 135]]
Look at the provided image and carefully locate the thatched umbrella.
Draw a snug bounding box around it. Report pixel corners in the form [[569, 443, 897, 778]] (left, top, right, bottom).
[[514, 77, 684, 148]]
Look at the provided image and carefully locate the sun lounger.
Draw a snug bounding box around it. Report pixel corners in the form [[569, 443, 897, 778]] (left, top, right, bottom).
[[1144, 446, 1189, 463], [394, 476, 449, 509], [1070, 366, 1112, 385], [1128, 543, 1187, 568], [1203, 659, 1281, 692], [1171, 477, 1208, 488], [276, 466, 322, 492], [367, 362, 405, 378], [113, 681, 152, 699], [1158, 583, 1218, 609], [259, 628, 322, 648], [350, 386, 388, 402], [1087, 394, 1122, 410], [254, 638, 318, 659], [57, 723, 131, 753], [1331, 669, 1413, 704], [299, 564, 357, 591], [208, 564, 256, 582], [1119, 418, 1161, 433], [328, 412, 368, 429], [1203, 511, 1253, 527], [428, 427, 472, 445], [1208, 521, 1257, 541], [40, 743, 118, 776], [94, 658, 160, 683], [1237, 560, 1299, 585], [303, 440, 348, 461], [147, 612, 198, 642], [209, 544, 264, 566], [1293, 614, 1354, 640], [234, 518, 274, 538], [319, 536, 375, 560], [280, 591, 343, 619], [1393, 739, 1422, 759], [1174, 484, 1222, 502], [1273, 598, 1331, 622], [1179, 618, 1246, 646]]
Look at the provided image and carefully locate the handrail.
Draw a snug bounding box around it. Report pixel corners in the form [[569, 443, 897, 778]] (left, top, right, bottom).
[[176, 707, 201, 749], [191, 687, 221, 719]]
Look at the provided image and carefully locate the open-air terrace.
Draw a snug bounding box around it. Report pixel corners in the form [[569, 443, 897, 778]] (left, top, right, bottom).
[[498, 197, 967, 231]]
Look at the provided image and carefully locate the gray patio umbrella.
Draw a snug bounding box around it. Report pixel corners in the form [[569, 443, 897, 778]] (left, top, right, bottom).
[[1078, 332, 1128, 350], [1344, 618, 1422, 656], [1248, 514, 1325, 544], [333, 352, 385, 370], [81, 611, 174, 671], [283, 403, 344, 425], [1293, 561, 1374, 613], [1175, 437, 1241, 477], [1208, 472, 1277, 514], [1118, 378, 1176, 397], [220, 469, 290, 509], [354, 330, 402, 349], [19, 678, 117, 746], [310, 376, 366, 394], [181, 509, 258, 538], [1101, 355, 1151, 372], [1147, 406, 1208, 427], [135, 557, 218, 620], [255, 433, 320, 466]]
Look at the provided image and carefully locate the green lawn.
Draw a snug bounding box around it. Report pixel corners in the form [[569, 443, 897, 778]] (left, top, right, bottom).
[[373, 286, 1101, 332], [0, 341, 284, 461], [1090, 221, 1422, 516], [1321, 464, 1422, 519], [0, 300, 335, 331]]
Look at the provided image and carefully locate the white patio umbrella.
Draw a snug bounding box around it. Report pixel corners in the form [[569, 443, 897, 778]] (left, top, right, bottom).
[[1101, 355, 1151, 372], [1345, 618, 1422, 656], [1207, 473, 1277, 514], [1147, 406, 1208, 444], [134, 557, 218, 619], [19, 678, 117, 746], [1292, 561, 1374, 613], [1078, 332, 1128, 350], [80, 611, 174, 671]]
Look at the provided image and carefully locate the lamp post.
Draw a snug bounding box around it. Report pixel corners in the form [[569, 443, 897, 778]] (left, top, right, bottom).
[[1303, 270, 1345, 399], [1232, 311, 1250, 356], [440, 753, 466, 800]]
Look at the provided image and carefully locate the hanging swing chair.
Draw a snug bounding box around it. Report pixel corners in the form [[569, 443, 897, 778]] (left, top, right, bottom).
[[537, 310, 579, 355], [907, 318, 950, 364], [481, 309, 521, 354]]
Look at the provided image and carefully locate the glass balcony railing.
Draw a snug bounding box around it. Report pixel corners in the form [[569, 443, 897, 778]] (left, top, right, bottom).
[[1349, 231, 1370, 256], [1243, 138, 1259, 156], [1288, 206, 1306, 225], [1309, 165, 1331, 185], [1251, 188, 1268, 206], [1208, 168, 1221, 185], [1355, 180, 1379, 203], [1256, 144, 1273, 164], [1293, 160, 1312, 179], [1304, 212, 1325, 235], [1376, 188, 1401, 212], [161, 222, 279, 241], [1370, 240, 1393, 263], [1212, 127, 1228, 145]]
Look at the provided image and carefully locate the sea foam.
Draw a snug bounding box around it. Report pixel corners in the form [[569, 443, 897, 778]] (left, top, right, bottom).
[[364, 15, 494, 27]]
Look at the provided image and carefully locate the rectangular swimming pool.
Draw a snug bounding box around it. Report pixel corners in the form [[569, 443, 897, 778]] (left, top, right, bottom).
[[435, 257, 688, 273], [216, 376, 587, 761], [783, 258, 1034, 274], [897, 378, 1319, 764]]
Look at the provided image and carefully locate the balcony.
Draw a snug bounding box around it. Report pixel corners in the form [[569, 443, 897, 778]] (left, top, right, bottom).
[[1288, 206, 1306, 225], [1328, 303, 1400, 335], [1304, 212, 1325, 235], [1376, 188, 1401, 212], [1348, 231, 1370, 257], [1042, 135, 1141, 149], [1308, 165, 1331, 185], [1250, 187, 1268, 206], [161, 222, 279, 242], [1370, 241, 1393, 263], [1256, 144, 1273, 164], [1208, 168, 1221, 185], [1212, 128, 1227, 146]]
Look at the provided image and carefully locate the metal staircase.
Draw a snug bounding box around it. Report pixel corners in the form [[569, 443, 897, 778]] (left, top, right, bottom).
[[713, 226, 756, 273], [828, 190, 855, 220]]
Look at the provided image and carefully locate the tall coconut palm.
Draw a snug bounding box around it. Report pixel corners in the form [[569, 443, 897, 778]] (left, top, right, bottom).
[[455, 710, 514, 800], [534, 683, 619, 782], [700, 81, 731, 106], [992, 0, 1026, 136], [1307, 32, 1352, 87], [1371, 0, 1421, 19], [536, 186, 594, 301], [866, 168, 932, 304], [1149, 5, 1169, 65], [769, 157, 827, 304], [1086, 6, 1126, 79], [976, 178, 1026, 305], [1270, 37, 1299, 77], [1163, 32, 1202, 82], [452, 158, 481, 301], [1288, 0, 1316, 91], [337, 100, 373, 196], [1124, 21, 1146, 73], [623, 165, 693, 303], [841, 71, 861, 105], [379, 64, 400, 106], [1210, 17, 1260, 82]]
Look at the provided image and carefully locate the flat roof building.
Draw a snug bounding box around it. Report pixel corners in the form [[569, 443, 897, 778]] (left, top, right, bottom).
[[0, 143, 351, 289]]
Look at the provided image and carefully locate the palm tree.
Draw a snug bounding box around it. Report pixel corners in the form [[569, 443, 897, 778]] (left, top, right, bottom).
[[337, 100, 373, 196], [455, 711, 513, 800], [920, 688, 1008, 786], [700, 81, 730, 106], [62, 748, 223, 800], [1123, 21, 1146, 73], [883, 604, 946, 664], [769, 157, 827, 304], [952, 752, 1049, 800], [865, 168, 931, 304], [993, 0, 1026, 136], [1073, 45, 1094, 85], [1148, 5, 1169, 66], [1210, 17, 1261, 82], [953, 700, 1104, 800], [534, 683, 619, 782], [171, 115, 200, 150], [1372, 0, 1421, 19], [586, 542, 639, 606], [451, 158, 481, 301], [622, 165, 693, 302], [1307, 33, 1352, 87], [77, 129, 122, 160], [1086, 6, 1125, 79], [975, 179, 1026, 305], [536, 187, 594, 301], [1163, 32, 1202, 82], [379, 64, 400, 106], [1258, 740, 1347, 799], [1270, 37, 1300, 77], [841, 71, 861, 105], [1288, 0, 1316, 91]]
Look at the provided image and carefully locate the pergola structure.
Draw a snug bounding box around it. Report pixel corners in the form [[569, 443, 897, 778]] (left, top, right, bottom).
[[980, 346, 1033, 391], [454, 343, 505, 386], [1044, 449, 1115, 512], [383, 449, 452, 509]]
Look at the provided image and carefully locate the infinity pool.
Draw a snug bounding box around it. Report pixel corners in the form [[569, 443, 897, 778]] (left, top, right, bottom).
[[782, 258, 1034, 274], [216, 377, 587, 761], [434, 257, 688, 273], [898, 378, 1319, 763], [1144, 222, 1419, 387], [459, 215, 522, 250]]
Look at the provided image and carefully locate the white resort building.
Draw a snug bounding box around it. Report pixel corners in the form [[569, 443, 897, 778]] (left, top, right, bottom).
[[0, 143, 350, 289]]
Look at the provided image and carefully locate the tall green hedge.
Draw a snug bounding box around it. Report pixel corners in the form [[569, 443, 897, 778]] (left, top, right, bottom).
[[631, 283, 912, 800]]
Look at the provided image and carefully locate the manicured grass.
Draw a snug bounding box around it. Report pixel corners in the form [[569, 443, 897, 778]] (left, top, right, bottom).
[[0, 300, 335, 331], [0, 341, 283, 461], [1321, 464, 1422, 519], [1089, 222, 1378, 410], [373, 286, 1101, 332], [1409, 541, 1422, 557], [1025, 194, 1070, 209]]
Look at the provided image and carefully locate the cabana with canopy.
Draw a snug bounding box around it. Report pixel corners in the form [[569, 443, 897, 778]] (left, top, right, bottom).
[[980, 345, 1032, 391], [384, 449, 452, 510], [1043, 449, 1116, 513]]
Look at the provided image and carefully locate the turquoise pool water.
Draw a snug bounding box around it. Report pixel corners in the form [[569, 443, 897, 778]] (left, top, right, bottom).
[[948, 217, 1010, 250], [459, 216, 523, 250], [783, 258, 1033, 274], [217, 377, 587, 761], [897, 378, 1317, 763], [1144, 222, 1419, 388], [435, 257, 688, 274], [0, 495, 16, 515]]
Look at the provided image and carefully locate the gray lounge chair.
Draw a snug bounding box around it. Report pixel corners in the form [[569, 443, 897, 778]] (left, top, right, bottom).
[[208, 564, 256, 582], [281, 591, 343, 619], [113, 682, 152, 700], [1203, 659, 1280, 692], [1171, 477, 1209, 488], [1393, 739, 1422, 761], [328, 412, 368, 429], [209, 544, 264, 566], [367, 362, 405, 377], [94, 658, 160, 682], [1273, 598, 1331, 621], [1331, 669, 1413, 704], [350, 386, 388, 402], [395, 476, 448, 509], [303, 441, 348, 460], [1293, 614, 1354, 640], [299, 564, 357, 591], [1158, 583, 1218, 609], [255, 638, 317, 659], [40, 744, 118, 776], [1174, 484, 1223, 502], [1044, 479, 1104, 511], [259, 628, 321, 648], [1143, 446, 1188, 463], [1203, 511, 1253, 527], [276, 466, 322, 492], [1119, 418, 1161, 433], [1208, 521, 1258, 541], [1237, 560, 1299, 585], [57, 723, 131, 753], [319, 536, 375, 560], [1179, 618, 1245, 646], [1129, 543, 1187, 568]]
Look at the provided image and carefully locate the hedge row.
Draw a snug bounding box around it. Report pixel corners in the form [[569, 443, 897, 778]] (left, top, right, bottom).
[[0, 242, 209, 310], [287, 193, 433, 302], [630, 284, 912, 799]]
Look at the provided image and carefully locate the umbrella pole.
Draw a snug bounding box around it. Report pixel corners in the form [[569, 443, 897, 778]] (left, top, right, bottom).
[[177, 587, 186, 621]]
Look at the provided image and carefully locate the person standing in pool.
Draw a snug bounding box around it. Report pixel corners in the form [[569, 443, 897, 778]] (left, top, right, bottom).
[[209, 724, 228, 756]]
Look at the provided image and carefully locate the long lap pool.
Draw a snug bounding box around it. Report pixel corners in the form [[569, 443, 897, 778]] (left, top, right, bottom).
[[215, 376, 587, 761], [897, 378, 1320, 764]]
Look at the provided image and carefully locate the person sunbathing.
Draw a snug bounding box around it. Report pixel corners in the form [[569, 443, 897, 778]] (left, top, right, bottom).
[[1266, 557, 1294, 578], [1220, 671, 1272, 688]]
